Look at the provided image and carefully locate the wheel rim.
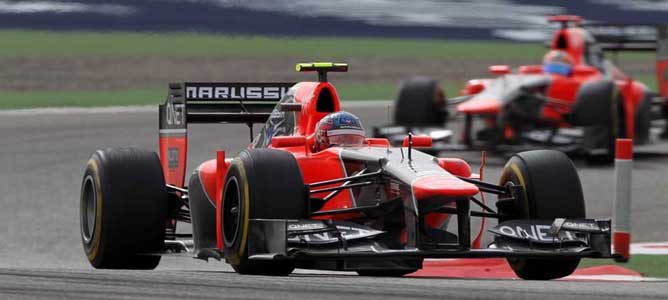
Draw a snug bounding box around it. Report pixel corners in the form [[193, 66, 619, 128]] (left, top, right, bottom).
[[222, 177, 242, 246], [81, 175, 97, 244]]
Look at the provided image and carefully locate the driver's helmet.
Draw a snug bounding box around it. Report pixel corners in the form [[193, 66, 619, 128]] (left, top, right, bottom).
[[542, 50, 574, 76], [313, 111, 366, 152]]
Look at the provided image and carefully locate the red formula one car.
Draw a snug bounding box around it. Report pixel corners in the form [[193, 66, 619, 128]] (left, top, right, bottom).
[[375, 15, 668, 161], [80, 63, 614, 280]]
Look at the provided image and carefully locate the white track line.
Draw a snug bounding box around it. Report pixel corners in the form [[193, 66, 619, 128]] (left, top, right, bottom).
[[564, 275, 667, 282], [0, 105, 155, 116], [0, 101, 392, 116], [631, 241, 668, 255]]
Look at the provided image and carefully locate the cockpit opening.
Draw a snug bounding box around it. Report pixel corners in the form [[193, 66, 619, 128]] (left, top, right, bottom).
[[316, 87, 336, 113], [556, 33, 568, 50]]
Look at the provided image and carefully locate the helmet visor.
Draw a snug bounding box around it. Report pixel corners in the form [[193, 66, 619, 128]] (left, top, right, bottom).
[[327, 129, 366, 147], [328, 135, 366, 147], [543, 62, 572, 76]]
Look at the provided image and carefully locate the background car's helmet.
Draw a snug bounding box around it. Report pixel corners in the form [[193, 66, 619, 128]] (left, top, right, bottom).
[[313, 111, 366, 152], [542, 50, 574, 76]]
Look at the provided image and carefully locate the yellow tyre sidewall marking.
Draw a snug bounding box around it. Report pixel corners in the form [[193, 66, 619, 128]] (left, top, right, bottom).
[[86, 158, 104, 261], [228, 159, 250, 265]]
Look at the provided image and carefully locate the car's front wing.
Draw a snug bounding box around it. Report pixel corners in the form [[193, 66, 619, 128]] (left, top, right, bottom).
[[246, 218, 615, 262]]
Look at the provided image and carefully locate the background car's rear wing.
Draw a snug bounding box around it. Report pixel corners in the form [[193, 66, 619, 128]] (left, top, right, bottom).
[[584, 23, 668, 97], [158, 82, 295, 187], [584, 24, 663, 52]]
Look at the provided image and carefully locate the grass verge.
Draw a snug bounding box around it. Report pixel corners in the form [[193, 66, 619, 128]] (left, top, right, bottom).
[[579, 255, 668, 278], [0, 30, 541, 59], [0, 30, 653, 61]]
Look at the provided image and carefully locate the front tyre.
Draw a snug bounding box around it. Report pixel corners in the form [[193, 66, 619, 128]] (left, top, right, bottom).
[[496, 150, 585, 280], [222, 149, 307, 276], [80, 147, 167, 269]]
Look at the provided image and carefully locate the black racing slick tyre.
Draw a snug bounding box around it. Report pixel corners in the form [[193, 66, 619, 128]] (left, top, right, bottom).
[[80, 147, 167, 269], [394, 77, 447, 126], [573, 80, 627, 164], [582, 102, 625, 164], [222, 149, 307, 276], [496, 150, 585, 280]]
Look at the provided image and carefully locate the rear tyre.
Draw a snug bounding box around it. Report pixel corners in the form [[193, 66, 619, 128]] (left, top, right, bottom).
[[80, 147, 167, 269], [581, 104, 625, 164], [222, 149, 307, 276], [599, 98, 626, 164], [496, 150, 585, 280], [394, 77, 447, 127]]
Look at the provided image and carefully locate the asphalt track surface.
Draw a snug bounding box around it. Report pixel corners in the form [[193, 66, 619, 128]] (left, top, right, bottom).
[[2, 102, 668, 299]]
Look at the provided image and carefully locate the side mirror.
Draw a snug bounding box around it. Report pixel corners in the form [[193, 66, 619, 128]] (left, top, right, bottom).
[[271, 136, 306, 148], [489, 65, 512, 76], [436, 158, 472, 177], [402, 135, 432, 148], [366, 138, 390, 147], [461, 79, 486, 95]]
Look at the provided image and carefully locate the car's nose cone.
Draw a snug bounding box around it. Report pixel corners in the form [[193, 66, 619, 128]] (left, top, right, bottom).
[[457, 96, 500, 114], [412, 175, 480, 200]]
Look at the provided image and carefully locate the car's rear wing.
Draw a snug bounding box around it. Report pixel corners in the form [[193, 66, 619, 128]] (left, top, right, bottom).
[[584, 23, 668, 97], [584, 24, 664, 52], [158, 82, 295, 187], [160, 82, 296, 125]]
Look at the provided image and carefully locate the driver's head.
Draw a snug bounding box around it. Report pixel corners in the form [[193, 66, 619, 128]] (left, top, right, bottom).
[[542, 50, 574, 76], [313, 111, 366, 152]]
